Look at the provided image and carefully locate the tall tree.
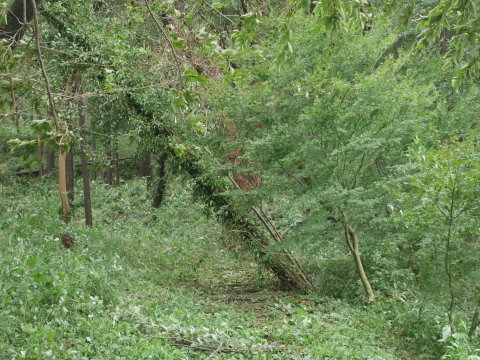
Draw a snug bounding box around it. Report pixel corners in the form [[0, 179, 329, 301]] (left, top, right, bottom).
[[75, 74, 93, 226]]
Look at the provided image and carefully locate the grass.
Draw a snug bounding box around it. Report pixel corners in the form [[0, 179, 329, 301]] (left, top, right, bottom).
[[0, 176, 444, 359]]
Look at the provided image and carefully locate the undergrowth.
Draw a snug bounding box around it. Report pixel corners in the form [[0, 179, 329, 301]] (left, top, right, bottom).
[[0, 178, 466, 359]]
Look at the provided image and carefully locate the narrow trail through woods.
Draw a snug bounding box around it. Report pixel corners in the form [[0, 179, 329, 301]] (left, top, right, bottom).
[[0, 180, 423, 359]]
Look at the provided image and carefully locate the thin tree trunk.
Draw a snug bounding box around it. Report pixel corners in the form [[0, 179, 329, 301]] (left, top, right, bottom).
[[105, 137, 113, 185], [46, 150, 55, 173], [138, 155, 146, 177], [31, 0, 70, 222], [146, 154, 153, 189], [76, 74, 93, 227], [345, 224, 375, 302], [105, 163, 113, 185], [468, 300, 480, 338], [152, 152, 168, 208], [66, 146, 74, 203], [239, 0, 247, 14], [58, 150, 71, 222], [114, 141, 120, 186], [90, 132, 97, 180], [138, 153, 152, 188], [37, 138, 44, 178], [64, 70, 76, 205], [439, 29, 450, 55]]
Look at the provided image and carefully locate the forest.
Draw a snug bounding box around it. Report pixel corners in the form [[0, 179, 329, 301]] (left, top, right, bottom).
[[0, 0, 479, 358]]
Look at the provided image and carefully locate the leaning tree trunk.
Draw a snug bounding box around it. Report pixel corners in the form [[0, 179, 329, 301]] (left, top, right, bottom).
[[175, 151, 313, 291], [344, 224, 375, 302]]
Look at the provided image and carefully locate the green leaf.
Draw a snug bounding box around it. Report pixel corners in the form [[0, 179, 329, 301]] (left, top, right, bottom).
[[172, 38, 186, 50], [26, 257, 40, 268]]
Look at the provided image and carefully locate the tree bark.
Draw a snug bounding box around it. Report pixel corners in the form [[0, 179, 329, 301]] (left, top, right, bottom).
[[146, 154, 153, 189], [345, 224, 375, 302], [58, 150, 71, 222], [468, 302, 479, 338], [64, 70, 76, 205], [76, 74, 93, 227], [66, 146, 74, 203], [105, 136, 113, 185], [46, 150, 55, 173], [90, 131, 97, 180], [138, 153, 152, 188], [138, 156, 146, 177], [114, 141, 120, 186], [37, 139, 44, 178]]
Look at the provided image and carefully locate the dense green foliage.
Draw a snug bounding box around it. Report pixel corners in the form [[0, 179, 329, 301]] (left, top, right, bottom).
[[1, 0, 479, 358], [1, 179, 411, 359]]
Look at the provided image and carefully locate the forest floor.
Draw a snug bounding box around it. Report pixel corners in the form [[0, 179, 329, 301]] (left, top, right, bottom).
[[0, 178, 428, 359]]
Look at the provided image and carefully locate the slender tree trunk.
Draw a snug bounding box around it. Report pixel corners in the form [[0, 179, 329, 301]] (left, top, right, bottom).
[[439, 29, 450, 55], [64, 70, 76, 205], [76, 74, 93, 227], [138, 153, 152, 188], [58, 150, 71, 222], [146, 154, 153, 189], [14, 117, 20, 136], [105, 158, 113, 185], [105, 136, 113, 185], [152, 152, 168, 208], [138, 156, 146, 177], [46, 150, 55, 173], [239, 0, 247, 14], [31, 0, 70, 221], [445, 188, 457, 325], [66, 146, 74, 203], [90, 132, 97, 180], [114, 141, 120, 186], [37, 139, 44, 178], [469, 301, 480, 338], [345, 224, 375, 302]]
